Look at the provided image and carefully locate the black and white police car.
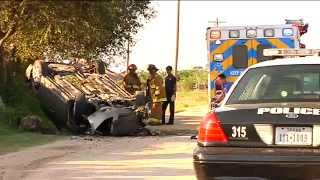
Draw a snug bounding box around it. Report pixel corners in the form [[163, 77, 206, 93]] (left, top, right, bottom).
[[194, 49, 320, 180]]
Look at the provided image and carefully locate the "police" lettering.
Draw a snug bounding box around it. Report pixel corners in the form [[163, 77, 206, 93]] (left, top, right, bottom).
[[257, 107, 320, 116]]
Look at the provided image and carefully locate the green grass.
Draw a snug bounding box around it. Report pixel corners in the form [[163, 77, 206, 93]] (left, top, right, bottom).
[[1, 79, 57, 130], [0, 79, 63, 154], [175, 90, 208, 112], [0, 122, 63, 155]]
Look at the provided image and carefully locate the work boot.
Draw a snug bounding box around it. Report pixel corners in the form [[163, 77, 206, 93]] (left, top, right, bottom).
[[166, 121, 174, 125]]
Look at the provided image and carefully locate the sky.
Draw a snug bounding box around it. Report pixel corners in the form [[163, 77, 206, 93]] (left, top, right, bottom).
[[112, 1, 320, 72]]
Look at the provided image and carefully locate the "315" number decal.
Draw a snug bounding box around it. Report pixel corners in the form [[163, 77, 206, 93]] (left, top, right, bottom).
[[231, 126, 247, 138]]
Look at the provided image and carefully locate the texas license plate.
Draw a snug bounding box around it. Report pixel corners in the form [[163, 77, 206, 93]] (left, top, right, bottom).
[[275, 127, 312, 146]]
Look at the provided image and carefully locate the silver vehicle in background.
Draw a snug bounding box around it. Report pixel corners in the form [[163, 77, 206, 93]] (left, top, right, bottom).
[[25, 59, 149, 136]]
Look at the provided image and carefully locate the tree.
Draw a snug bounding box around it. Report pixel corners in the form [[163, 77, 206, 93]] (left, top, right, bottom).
[[179, 69, 208, 91], [0, 0, 155, 85]]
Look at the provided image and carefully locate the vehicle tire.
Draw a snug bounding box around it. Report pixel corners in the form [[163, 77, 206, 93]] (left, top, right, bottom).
[[73, 94, 87, 122], [66, 101, 79, 134], [30, 74, 40, 92], [39, 61, 49, 76], [69, 94, 90, 134], [26, 71, 33, 87], [30, 60, 49, 91], [33, 60, 49, 77], [95, 60, 105, 74]]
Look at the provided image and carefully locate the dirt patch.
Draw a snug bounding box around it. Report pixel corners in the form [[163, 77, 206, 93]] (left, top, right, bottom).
[[0, 169, 4, 180], [146, 105, 207, 136], [25, 154, 65, 170], [23, 137, 196, 180], [48, 145, 79, 151], [0, 139, 82, 180], [0, 105, 205, 180]]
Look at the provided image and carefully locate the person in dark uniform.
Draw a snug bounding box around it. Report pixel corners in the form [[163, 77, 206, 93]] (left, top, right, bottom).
[[162, 66, 177, 125]]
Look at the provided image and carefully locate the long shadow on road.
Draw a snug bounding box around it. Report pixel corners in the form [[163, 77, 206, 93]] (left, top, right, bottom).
[[146, 105, 208, 136], [22, 136, 198, 180], [1, 105, 208, 180]]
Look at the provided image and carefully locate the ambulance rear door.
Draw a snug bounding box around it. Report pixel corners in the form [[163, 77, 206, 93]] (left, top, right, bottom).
[[209, 38, 249, 100]]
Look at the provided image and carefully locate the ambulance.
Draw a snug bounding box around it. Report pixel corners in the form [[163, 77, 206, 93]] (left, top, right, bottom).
[[207, 19, 308, 106]]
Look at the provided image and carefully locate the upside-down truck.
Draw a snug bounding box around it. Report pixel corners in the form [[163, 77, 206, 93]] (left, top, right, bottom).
[[26, 60, 149, 136]]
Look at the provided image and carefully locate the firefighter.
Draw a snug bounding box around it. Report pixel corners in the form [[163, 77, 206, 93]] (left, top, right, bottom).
[[123, 64, 142, 95], [146, 64, 166, 122], [162, 66, 177, 125]]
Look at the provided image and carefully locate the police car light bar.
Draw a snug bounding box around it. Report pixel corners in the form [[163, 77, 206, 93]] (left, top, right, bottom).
[[264, 49, 320, 57]]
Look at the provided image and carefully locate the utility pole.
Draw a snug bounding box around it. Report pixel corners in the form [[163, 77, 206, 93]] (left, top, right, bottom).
[[125, 0, 131, 71], [126, 39, 130, 68], [174, 0, 180, 76]]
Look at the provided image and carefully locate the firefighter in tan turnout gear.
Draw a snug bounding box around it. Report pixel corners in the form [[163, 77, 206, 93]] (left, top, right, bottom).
[[146, 64, 166, 122], [123, 64, 142, 95]]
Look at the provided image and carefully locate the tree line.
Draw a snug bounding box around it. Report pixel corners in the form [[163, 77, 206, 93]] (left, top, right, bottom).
[[0, 0, 155, 87], [138, 69, 208, 91]]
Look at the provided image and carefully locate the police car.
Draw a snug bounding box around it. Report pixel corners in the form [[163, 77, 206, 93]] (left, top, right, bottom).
[[194, 49, 320, 180]]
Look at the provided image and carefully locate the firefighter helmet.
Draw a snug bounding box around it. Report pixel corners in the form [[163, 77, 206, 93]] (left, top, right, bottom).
[[128, 64, 137, 71]]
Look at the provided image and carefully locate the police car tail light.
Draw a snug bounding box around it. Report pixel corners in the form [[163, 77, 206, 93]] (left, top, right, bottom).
[[198, 112, 228, 144]]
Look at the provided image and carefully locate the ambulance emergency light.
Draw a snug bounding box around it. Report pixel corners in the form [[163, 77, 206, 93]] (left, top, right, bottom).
[[246, 29, 257, 38], [214, 54, 223, 61], [283, 28, 294, 36], [264, 28, 275, 37], [210, 30, 221, 39], [229, 30, 240, 38], [264, 49, 320, 57]]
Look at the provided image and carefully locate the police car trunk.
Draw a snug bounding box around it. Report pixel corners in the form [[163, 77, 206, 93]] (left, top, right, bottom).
[[194, 49, 320, 179], [202, 64, 320, 147]]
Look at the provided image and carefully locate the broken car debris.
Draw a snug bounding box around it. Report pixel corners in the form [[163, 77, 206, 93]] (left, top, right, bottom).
[[26, 59, 150, 136]]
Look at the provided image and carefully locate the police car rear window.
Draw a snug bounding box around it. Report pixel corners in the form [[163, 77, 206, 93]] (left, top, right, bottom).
[[227, 65, 320, 104], [232, 45, 248, 68]]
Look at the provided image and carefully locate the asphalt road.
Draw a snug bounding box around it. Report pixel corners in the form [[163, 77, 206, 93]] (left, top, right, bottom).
[[0, 136, 197, 180], [0, 105, 207, 180]]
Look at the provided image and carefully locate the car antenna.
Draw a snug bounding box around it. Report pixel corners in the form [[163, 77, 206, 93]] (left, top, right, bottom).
[[208, 18, 227, 27]]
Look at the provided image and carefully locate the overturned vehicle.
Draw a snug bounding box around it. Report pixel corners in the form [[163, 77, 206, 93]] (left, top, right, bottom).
[[25, 60, 149, 136]]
